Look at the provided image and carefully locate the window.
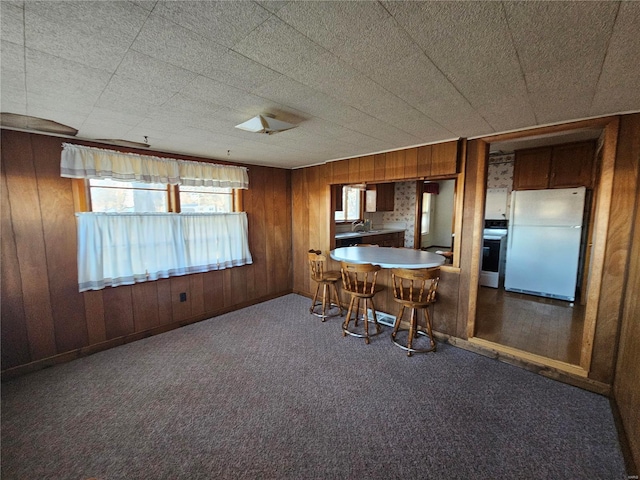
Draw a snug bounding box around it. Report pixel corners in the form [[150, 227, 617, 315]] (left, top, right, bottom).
[[87, 180, 236, 214], [89, 178, 169, 213], [334, 185, 363, 222], [179, 186, 233, 213], [62, 143, 251, 292]]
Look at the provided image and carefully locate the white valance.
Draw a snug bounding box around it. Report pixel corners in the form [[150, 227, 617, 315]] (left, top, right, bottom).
[[61, 143, 248, 189], [76, 212, 253, 292]]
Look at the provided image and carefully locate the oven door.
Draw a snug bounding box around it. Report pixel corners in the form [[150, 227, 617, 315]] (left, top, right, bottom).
[[481, 238, 501, 273]]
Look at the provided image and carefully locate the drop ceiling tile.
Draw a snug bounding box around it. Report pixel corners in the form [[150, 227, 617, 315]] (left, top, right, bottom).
[[24, 1, 148, 72], [591, 2, 640, 115], [25, 48, 111, 107], [233, 16, 328, 80], [277, 1, 418, 72], [180, 76, 281, 115], [200, 50, 283, 92], [115, 50, 198, 92], [96, 75, 180, 114], [83, 107, 146, 128], [78, 121, 135, 141], [132, 12, 228, 75], [389, 2, 529, 106], [504, 2, 618, 74], [129, 1, 158, 12], [345, 116, 422, 146], [153, 1, 270, 48], [1, 1, 24, 45]]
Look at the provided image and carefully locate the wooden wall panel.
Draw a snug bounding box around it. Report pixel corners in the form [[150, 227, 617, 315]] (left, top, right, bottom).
[[156, 279, 173, 325], [348, 157, 360, 183], [385, 150, 405, 180], [0, 130, 293, 374], [613, 116, 640, 467], [131, 282, 160, 332], [31, 135, 89, 352], [292, 169, 310, 295], [83, 291, 106, 344], [359, 155, 375, 182], [1, 162, 31, 368], [102, 287, 134, 340], [432, 140, 459, 176], [332, 159, 349, 184], [1, 131, 57, 361], [417, 145, 431, 177], [405, 148, 418, 179], [374, 154, 386, 182], [248, 167, 268, 299], [591, 114, 640, 383]]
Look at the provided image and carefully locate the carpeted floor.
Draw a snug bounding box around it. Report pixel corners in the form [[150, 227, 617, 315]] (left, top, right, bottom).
[[1, 294, 626, 479]]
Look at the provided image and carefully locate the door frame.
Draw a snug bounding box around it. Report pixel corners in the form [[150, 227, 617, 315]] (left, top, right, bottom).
[[465, 116, 620, 377]]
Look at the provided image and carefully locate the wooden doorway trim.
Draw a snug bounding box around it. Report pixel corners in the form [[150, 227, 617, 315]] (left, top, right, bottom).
[[470, 116, 619, 376], [579, 117, 619, 372]]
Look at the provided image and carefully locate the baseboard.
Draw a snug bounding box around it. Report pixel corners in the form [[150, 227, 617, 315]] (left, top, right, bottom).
[[440, 334, 611, 396], [1, 290, 293, 381]]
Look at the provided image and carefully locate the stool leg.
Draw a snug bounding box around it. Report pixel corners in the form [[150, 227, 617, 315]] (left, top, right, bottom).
[[407, 307, 417, 356], [424, 305, 436, 350], [392, 305, 405, 339], [363, 300, 370, 344], [330, 282, 343, 315], [321, 283, 328, 321], [343, 295, 356, 335], [369, 297, 381, 334], [310, 282, 320, 314]]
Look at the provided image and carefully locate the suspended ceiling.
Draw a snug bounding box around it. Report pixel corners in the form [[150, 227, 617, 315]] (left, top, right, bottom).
[[1, 1, 639, 168]]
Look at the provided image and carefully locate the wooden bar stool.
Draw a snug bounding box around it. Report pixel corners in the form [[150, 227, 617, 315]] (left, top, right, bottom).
[[390, 267, 440, 356], [340, 261, 383, 344], [308, 250, 343, 321]]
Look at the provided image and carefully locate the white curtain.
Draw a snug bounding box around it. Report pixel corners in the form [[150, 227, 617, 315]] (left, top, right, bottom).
[[76, 212, 252, 292], [61, 143, 249, 189]]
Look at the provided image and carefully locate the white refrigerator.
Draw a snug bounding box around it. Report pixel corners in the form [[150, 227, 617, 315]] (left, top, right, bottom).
[[504, 187, 586, 302]]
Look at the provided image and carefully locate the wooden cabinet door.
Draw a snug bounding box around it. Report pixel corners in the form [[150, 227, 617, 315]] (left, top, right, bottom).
[[376, 183, 395, 211], [513, 147, 552, 190], [550, 141, 595, 188]]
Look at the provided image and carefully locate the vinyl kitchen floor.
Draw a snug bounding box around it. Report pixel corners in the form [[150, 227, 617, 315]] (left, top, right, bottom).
[[475, 287, 585, 365]]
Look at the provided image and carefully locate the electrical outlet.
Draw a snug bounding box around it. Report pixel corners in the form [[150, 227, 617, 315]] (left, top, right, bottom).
[[179, 292, 187, 302]]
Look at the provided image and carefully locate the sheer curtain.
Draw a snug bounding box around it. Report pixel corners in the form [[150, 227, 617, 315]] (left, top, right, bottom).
[[76, 213, 252, 292]]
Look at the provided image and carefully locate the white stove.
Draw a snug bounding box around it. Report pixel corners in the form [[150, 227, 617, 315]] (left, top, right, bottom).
[[480, 221, 508, 288]]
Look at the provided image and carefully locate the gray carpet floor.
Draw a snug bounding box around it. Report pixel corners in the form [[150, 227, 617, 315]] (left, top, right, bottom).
[[1, 294, 626, 479]]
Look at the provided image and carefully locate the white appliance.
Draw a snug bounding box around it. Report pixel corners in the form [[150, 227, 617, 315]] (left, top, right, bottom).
[[504, 187, 586, 301], [480, 220, 508, 288]]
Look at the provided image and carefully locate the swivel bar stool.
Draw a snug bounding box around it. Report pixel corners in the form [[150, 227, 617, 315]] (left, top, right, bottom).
[[308, 250, 343, 321], [390, 267, 440, 356], [340, 261, 383, 344]]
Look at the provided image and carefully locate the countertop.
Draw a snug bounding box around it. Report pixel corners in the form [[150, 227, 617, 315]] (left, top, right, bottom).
[[335, 228, 405, 239]]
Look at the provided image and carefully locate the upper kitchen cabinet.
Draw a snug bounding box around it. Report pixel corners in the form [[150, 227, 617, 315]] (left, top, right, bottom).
[[417, 141, 460, 178], [513, 141, 596, 190], [365, 183, 395, 212]]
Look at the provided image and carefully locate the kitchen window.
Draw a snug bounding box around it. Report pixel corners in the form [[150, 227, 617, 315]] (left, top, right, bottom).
[[335, 185, 363, 222]]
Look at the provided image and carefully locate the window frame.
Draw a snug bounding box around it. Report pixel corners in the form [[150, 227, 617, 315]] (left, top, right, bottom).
[[334, 185, 364, 223], [73, 179, 243, 213]]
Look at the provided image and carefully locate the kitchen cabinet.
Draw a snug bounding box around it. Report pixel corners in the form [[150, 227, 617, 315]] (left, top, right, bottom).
[[365, 183, 395, 212], [373, 232, 404, 247], [513, 141, 595, 190]]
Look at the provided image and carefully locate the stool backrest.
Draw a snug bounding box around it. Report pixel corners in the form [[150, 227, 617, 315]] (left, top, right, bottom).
[[340, 261, 381, 295], [391, 267, 440, 304], [308, 250, 327, 280]]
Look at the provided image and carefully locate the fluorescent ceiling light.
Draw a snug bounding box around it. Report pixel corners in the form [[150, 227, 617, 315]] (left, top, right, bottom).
[[234, 114, 296, 134]]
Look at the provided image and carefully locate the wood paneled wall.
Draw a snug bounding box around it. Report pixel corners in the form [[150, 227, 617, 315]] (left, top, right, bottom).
[[612, 113, 640, 467], [1, 130, 292, 373]]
